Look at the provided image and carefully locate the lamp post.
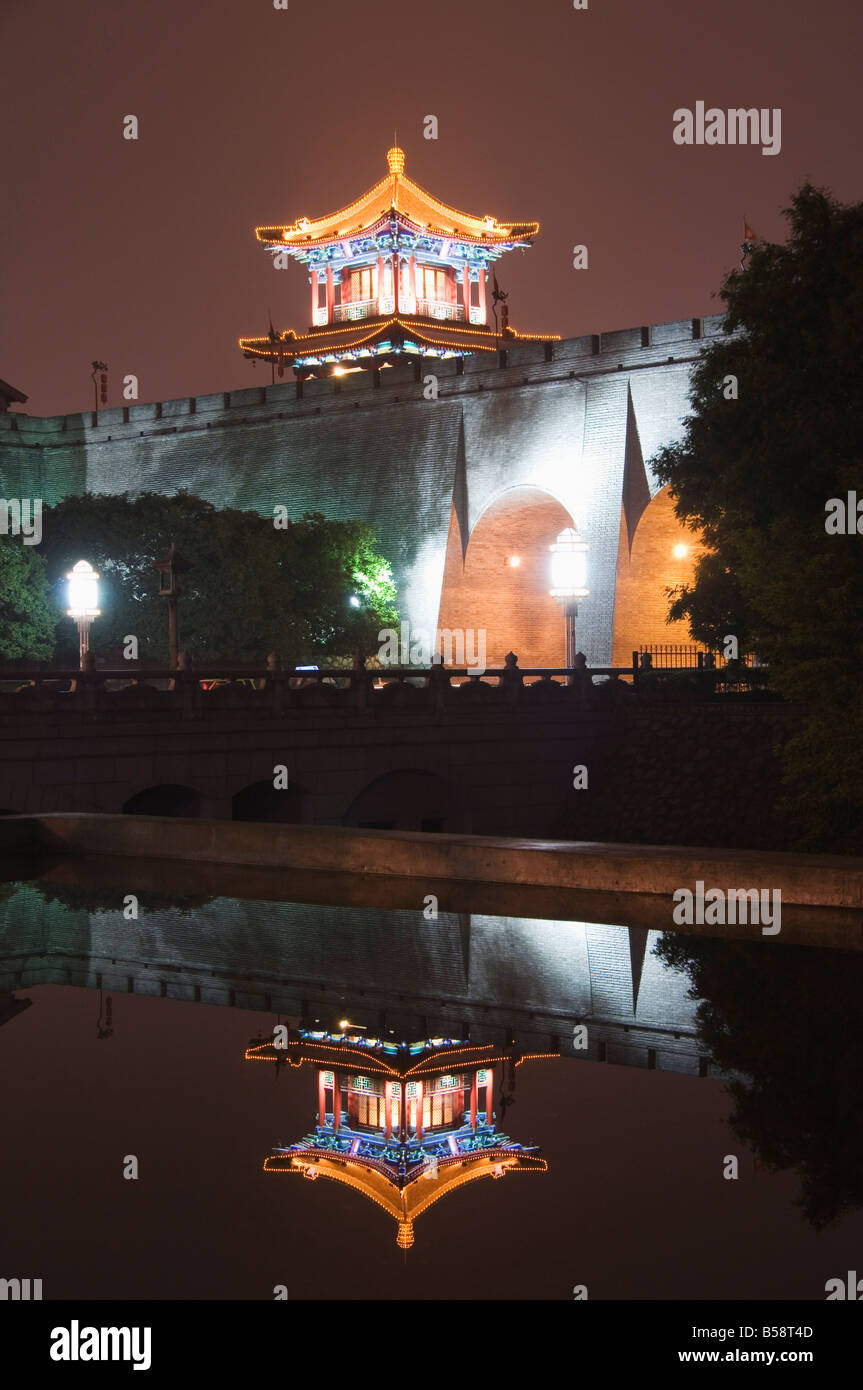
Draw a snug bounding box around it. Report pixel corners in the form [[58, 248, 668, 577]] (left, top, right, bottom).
[[66, 560, 100, 668], [153, 543, 191, 669], [549, 526, 589, 680]]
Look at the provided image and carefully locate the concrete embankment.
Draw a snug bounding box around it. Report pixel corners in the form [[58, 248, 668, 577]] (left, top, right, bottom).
[[0, 813, 860, 909]]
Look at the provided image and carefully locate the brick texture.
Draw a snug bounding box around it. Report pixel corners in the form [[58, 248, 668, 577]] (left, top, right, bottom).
[[612, 486, 704, 664]]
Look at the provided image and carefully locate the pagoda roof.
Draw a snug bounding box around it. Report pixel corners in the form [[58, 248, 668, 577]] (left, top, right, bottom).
[[246, 1029, 558, 1077], [240, 314, 558, 365], [0, 378, 28, 411], [255, 146, 540, 251], [263, 1146, 547, 1248]]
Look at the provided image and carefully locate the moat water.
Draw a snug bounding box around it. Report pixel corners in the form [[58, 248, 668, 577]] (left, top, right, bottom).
[[1, 857, 861, 1300]]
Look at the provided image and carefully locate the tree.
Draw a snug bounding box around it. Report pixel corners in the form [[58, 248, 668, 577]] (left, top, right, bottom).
[[656, 931, 863, 1230], [0, 538, 55, 660], [652, 186, 863, 847], [39, 492, 399, 665]]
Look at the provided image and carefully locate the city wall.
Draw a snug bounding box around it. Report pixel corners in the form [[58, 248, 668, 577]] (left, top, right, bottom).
[[0, 317, 729, 666]]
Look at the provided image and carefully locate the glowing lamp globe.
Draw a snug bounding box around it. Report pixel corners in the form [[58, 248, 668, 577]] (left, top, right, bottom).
[[549, 527, 589, 599], [66, 560, 100, 618]]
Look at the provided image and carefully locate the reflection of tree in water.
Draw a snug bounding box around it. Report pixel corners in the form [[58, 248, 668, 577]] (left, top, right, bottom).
[[34, 883, 214, 916], [656, 934, 863, 1229]]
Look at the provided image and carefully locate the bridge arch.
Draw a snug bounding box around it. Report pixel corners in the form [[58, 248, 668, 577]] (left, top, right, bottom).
[[344, 768, 468, 833], [232, 779, 307, 823], [122, 784, 203, 818], [437, 486, 576, 669]]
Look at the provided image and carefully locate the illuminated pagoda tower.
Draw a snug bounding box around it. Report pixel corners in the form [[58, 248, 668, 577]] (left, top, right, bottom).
[[245, 1026, 555, 1248], [239, 145, 558, 379]]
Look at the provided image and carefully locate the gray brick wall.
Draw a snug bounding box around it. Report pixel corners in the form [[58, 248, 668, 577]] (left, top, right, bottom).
[[0, 317, 733, 658]]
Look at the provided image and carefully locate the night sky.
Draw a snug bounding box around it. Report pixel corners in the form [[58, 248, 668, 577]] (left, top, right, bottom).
[[3, 0, 861, 418]]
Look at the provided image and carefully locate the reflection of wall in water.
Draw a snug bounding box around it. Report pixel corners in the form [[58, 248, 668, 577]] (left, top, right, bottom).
[[0, 887, 718, 1077]]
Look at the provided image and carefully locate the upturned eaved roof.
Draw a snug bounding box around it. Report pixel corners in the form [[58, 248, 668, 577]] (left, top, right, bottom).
[[0, 378, 28, 411], [255, 146, 540, 250], [245, 1030, 558, 1076], [264, 1147, 547, 1248], [239, 315, 558, 364]]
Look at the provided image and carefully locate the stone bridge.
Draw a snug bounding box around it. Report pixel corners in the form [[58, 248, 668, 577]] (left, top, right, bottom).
[[0, 662, 791, 845]]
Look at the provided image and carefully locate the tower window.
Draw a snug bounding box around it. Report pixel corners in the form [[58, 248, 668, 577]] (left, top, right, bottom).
[[417, 266, 449, 301], [350, 267, 376, 301]]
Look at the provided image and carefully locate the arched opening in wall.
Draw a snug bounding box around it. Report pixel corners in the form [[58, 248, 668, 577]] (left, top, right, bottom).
[[611, 485, 705, 665], [232, 780, 306, 823], [436, 487, 576, 670], [344, 769, 468, 833], [122, 784, 202, 818]]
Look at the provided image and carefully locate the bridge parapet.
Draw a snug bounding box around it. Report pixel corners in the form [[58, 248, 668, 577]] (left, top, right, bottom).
[[0, 657, 767, 721]]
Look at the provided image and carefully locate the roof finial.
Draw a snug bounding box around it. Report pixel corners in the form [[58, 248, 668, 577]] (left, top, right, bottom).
[[387, 141, 405, 175]]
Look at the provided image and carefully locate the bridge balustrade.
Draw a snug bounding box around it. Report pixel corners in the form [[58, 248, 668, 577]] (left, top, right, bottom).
[[0, 655, 769, 720]]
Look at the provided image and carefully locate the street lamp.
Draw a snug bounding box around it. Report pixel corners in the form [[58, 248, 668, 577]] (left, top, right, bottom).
[[66, 560, 100, 667], [549, 526, 589, 678], [153, 543, 191, 669]]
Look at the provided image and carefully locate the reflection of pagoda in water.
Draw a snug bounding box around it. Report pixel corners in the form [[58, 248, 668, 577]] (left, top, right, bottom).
[[246, 1028, 556, 1248], [0, 991, 32, 1028]]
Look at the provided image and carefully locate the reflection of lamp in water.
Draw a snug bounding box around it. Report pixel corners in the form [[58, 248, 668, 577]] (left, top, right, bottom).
[[245, 1026, 555, 1248], [96, 990, 113, 1040]]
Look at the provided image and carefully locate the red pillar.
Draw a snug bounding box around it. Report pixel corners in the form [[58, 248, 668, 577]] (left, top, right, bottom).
[[484, 1067, 493, 1124], [399, 1082, 407, 1141], [310, 274, 318, 326], [325, 266, 334, 323], [333, 1072, 341, 1131], [461, 265, 470, 321], [453, 1077, 466, 1127], [415, 1082, 424, 1143], [478, 268, 487, 325], [384, 1081, 393, 1140], [470, 1071, 478, 1130], [393, 253, 400, 315], [408, 254, 417, 311], [318, 1071, 327, 1127], [377, 255, 385, 313]]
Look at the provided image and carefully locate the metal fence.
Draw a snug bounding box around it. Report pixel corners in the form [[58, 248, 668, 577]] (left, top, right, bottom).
[[634, 644, 761, 670]]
